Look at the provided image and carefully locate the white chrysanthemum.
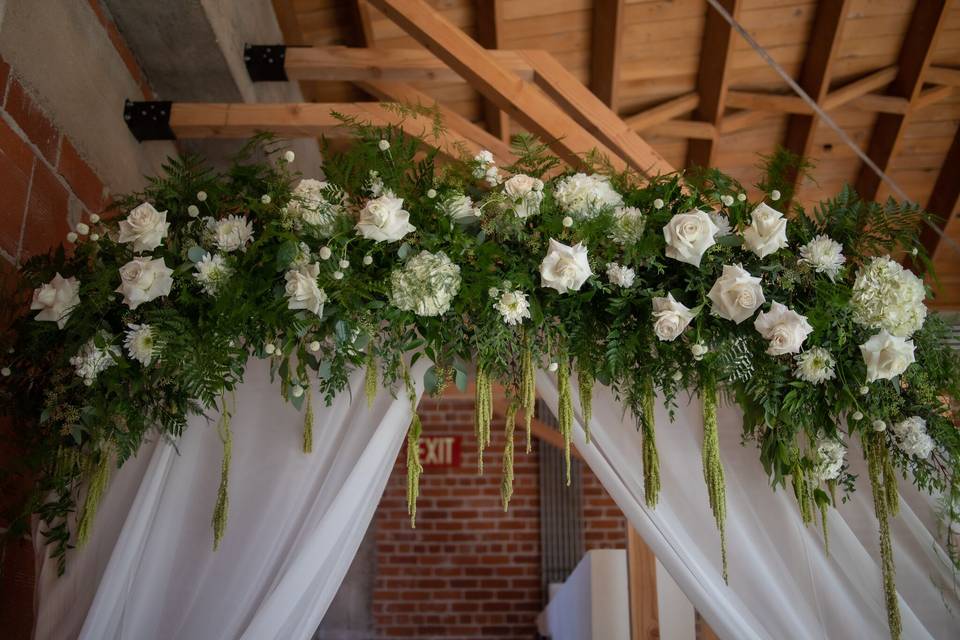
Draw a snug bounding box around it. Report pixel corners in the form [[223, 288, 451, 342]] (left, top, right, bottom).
[[708, 210, 733, 237], [390, 250, 461, 317], [606, 262, 636, 288], [851, 256, 927, 337], [194, 253, 232, 295], [799, 235, 845, 282], [554, 173, 623, 220], [284, 179, 345, 236], [794, 347, 836, 384], [891, 416, 935, 458], [124, 323, 156, 366], [70, 336, 119, 385], [811, 438, 845, 481], [608, 206, 646, 244], [209, 215, 254, 253], [494, 290, 531, 326]]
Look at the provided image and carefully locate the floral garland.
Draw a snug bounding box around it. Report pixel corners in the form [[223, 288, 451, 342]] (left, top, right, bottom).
[[1, 119, 958, 640]]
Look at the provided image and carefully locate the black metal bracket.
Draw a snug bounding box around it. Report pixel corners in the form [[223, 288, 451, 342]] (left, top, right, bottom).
[[124, 100, 175, 141], [244, 44, 288, 81]]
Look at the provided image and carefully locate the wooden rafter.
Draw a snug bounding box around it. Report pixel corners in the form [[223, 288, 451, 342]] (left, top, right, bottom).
[[687, 0, 739, 168], [919, 125, 960, 261], [781, 0, 850, 199], [625, 93, 700, 132], [854, 1, 950, 202], [475, 0, 510, 143], [590, 0, 625, 110], [345, 0, 375, 47], [926, 65, 960, 87]]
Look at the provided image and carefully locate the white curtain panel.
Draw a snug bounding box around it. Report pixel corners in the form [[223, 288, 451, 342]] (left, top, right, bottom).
[[33, 359, 425, 640], [537, 373, 958, 640]]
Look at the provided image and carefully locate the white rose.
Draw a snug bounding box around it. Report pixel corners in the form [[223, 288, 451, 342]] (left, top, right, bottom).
[[212, 215, 254, 253], [356, 193, 415, 242], [115, 257, 174, 310], [742, 202, 788, 259], [860, 330, 915, 382], [753, 301, 813, 355], [662, 209, 719, 267], [31, 273, 81, 329], [445, 194, 480, 221], [503, 174, 544, 219], [707, 264, 765, 323], [539, 238, 593, 294], [284, 262, 327, 317], [118, 202, 170, 252], [651, 293, 695, 341]]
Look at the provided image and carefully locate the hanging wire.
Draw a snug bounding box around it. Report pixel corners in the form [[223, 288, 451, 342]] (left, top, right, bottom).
[[703, 0, 960, 257]]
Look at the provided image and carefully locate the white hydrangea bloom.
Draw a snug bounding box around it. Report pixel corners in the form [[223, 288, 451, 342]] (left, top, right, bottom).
[[851, 256, 927, 337], [124, 323, 157, 366], [794, 346, 836, 384], [811, 438, 845, 481], [608, 206, 646, 244], [390, 250, 461, 317], [70, 336, 119, 385], [798, 235, 845, 281], [891, 416, 935, 458], [194, 253, 232, 295], [606, 262, 636, 288], [494, 289, 531, 326], [284, 179, 345, 236], [553, 173, 623, 220]]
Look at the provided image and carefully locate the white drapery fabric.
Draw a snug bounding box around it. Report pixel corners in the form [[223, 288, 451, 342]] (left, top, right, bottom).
[[33, 359, 425, 640], [538, 373, 958, 640]]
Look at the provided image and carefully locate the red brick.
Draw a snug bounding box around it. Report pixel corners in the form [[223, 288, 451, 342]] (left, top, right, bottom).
[[21, 160, 69, 259], [4, 79, 59, 163], [58, 138, 105, 212], [0, 119, 33, 257], [0, 55, 9, 98]]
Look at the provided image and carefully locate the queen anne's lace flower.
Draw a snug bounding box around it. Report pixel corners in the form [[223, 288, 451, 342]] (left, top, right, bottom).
[[494, 289, 531, 326], [608, 206, 646, 244], [194, 253, 232, 295], [851, 256, 926, 337], [124, 323, 157, 366], [390, 251, 461, 317], [798, 235, 845, 281], [794, 347, 836, 384], [70, 336, 119, 385], [553, 173, 623, 220], [811, 438, 845, 481], [891, 416, 935, 458]]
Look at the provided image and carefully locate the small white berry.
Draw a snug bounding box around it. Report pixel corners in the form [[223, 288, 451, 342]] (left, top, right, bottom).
[[333, 271, 344, 280], [911, 247, 918, 256], [197, 191, 208, 202], [488, 287, 499, 298], [547, 362, 559, 373], [562, 216, 574, 228], [89, 214, 100, 224], [319, 246, 332, 260], [261, 194, 272, 204], [691, 343, 708, 360], [737, 193, 747, 202], [338, 259, 350, 269], [872, 420, 886, 432], [89, 233, 100, 241], [309, 340, 321, 352], [770, 190, 781, 201], [187, 205, 200, 217], [1, 367, 10, 377], [378, 139, 390, 151], [291, 384, 304, 398], [76, 223, 90, 235], [427, 188, 437, 199], [264, 343, 276, 355], [66, 232, 78, 243], [721, 195, 734, 207], [283, 150, 296, 163], [84, 379, 93, 387], [851, 411, 864, 421], [363, 255, 373, 266], [653, 198, 664, 209], [672, 371, 683, 381], [859, 386, 869, 396]]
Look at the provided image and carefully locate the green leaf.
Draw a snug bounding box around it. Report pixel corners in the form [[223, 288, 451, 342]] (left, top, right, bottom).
[[424, 366, 439, 394], [188, 245, 208, 263], [275, 240, 298, 271], [455, 368, 467, 391], [398, 243, 412, 259]]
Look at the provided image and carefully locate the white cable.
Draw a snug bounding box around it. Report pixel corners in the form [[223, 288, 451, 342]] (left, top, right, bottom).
[[703, 0, 960, 257]]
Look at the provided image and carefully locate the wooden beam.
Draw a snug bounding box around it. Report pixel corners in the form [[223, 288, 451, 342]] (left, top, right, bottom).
[[475, 0, 510, 143], [687, 0, 740, 168], [625, 93, 700, 131], [654, 119, 717, 140], [365, 0, 650, 173], [821, 66, 898, 111], [284, 46, 534, 83], [926, 65, 960, 88], [720, 109, 772, 135], [854, 1, 949, 201], [726, 90, 813, 115], [523, 49, 675, 176], [919, 125, 960, 261], [345, 0, 375, 47], [627, 525, 659, 640], [590, 0, 626, 110], [914, 85, 954, 111], [781, 0, 850, 199], [848, 93, 909, 115], [360, 80, 517, 164]]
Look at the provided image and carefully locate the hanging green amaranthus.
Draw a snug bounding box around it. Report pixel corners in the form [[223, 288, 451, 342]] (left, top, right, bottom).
[[865, 433, 902, 640], [792, 464, 813, 525], [302, 385, 314, 453], [475, 364, 493, 474], [212, 395, 233, 550], [557, 354, 573, 486], [364, 347, 377, 408], [77, 446, 111, 546], [406, 412, 423, 528], [501, 402, 517, 511], [521, 340, 536, 454], [702, 379, 728, 582], [640, 376, 660, 507], [577, 361, 594, 444]]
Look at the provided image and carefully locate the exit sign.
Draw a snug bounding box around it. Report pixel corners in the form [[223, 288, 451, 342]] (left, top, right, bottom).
[[419, 436, 462, 468]]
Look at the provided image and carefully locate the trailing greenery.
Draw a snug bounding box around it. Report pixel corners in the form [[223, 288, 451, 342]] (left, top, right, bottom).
[[0, 115, 957, 640]]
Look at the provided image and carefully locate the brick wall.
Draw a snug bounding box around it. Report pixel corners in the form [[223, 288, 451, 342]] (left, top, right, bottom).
[[373, 396, 629, 639]]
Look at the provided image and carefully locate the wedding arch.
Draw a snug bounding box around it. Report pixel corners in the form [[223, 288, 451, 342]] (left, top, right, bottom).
[[2, 116, 958, 640]]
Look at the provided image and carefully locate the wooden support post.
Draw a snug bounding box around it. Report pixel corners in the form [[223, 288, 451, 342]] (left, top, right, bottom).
[[854, 1, 949, 202], [590, 0, 626, 110], [475, 0, 510, 143], [627, 525, 659, 640]]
